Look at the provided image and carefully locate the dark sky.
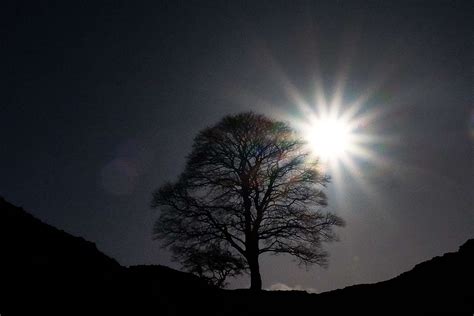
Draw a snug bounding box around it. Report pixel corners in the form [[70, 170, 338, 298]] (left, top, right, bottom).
[[2, 1, 472, 292]]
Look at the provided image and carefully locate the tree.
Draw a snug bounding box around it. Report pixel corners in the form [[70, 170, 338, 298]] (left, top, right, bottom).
[[151, 112, 345, 290], [178, 243, 246, 288]]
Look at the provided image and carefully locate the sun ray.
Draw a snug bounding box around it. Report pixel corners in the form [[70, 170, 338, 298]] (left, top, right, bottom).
[[283, 79, 390, 205]]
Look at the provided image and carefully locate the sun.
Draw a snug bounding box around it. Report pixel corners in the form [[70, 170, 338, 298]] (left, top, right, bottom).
[[286, 94, 384, 180], [271, 71, 386, 191], [307, 116, 352, 161]]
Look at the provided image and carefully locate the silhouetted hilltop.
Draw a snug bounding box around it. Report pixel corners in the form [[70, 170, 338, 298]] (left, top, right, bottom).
[[315, 238, 474, 314], [1, 197, 472, 315], [126, 264, 211, 294], [0, 197, 213, 315], [0, 197, 121, 271], [212, 239, 473, 315]]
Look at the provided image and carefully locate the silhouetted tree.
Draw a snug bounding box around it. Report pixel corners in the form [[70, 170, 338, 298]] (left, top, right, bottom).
[[152, 112, 345, 290], [179, 243, 246, 288]]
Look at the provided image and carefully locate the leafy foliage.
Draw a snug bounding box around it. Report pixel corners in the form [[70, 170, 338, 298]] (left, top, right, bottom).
[[152, 112, 344, 289]]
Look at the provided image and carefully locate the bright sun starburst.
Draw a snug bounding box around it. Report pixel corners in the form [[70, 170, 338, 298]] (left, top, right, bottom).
[[307, 116, 352, 161], [285, 87, 386, 188]]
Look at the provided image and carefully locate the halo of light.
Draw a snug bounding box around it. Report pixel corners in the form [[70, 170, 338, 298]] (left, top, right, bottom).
[[287, 89, 387, 198]]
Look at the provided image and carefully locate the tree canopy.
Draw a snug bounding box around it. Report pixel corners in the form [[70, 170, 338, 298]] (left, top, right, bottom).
[[152, 112, 344, 290]]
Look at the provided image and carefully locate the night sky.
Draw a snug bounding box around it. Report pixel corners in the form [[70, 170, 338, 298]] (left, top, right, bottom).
[[2, 1, 472, 292]]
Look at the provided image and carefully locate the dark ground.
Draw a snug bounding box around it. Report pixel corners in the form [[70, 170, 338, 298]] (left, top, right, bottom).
[[1, 197, 472, 315]]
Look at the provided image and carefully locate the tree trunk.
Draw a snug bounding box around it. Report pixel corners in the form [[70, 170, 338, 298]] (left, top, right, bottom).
[[248, 253, 262, 290]]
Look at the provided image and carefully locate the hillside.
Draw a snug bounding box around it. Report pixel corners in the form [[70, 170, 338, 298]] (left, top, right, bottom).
[[0, 197, 213, 315], [1, 197, 472, 315]]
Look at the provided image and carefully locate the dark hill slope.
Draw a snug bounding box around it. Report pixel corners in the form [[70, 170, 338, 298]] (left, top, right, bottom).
[[316, 238, 474, 314], [0, 197, 123, 306], [0, 197, 121, 270], [1, 197, 472, 315], [213, 239, 473, 315], [0, 197, 213, 315]]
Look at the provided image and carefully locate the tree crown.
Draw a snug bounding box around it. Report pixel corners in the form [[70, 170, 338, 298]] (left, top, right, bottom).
[[152, 112, 344, 288]]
